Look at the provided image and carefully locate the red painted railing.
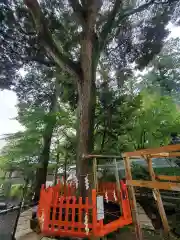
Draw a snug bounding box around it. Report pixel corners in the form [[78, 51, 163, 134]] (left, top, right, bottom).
[[37, 181, 132, 238]]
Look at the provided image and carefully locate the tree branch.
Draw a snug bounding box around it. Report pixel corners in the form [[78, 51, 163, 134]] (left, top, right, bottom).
[[26, 56, 55, 67], [68, 0, 85, 26], [115, 0, 177, 37], [24, 0, 80, 78], [61, 127, 74, 145], [99, 0, 122, 53], [115, 0, 172, 37], [120, 0, 155, 21], [99, 0, 157, 54], [8, 43, 55, 67]]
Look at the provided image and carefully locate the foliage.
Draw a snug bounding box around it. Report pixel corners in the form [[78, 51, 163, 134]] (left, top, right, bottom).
[[95, 85, 180, 154], [132, 163, 150, 180], [154, 166, 180, 176], [126, 90, 180, 150], [1, 0, 179, 88], [0, 107, 45, 176], [9, 184, 24, 200], [95, 86, 142, 153], [138, 37, 180, 102]]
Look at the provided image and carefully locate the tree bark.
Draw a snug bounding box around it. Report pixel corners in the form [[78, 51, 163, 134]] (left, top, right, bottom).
[[77, 79, 96, 198]]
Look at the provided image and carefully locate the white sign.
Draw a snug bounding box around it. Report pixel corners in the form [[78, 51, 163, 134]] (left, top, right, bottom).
[[96, 195, 104, 220], [171, 187, 180, 191]]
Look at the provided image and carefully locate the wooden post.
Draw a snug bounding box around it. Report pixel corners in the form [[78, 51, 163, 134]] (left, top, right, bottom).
[[93, 157, 98, 191], [126, 180, 180, 190], [145, 155, 170, 238], [124, 156, 143, 240], [114, 158, 122, 213]]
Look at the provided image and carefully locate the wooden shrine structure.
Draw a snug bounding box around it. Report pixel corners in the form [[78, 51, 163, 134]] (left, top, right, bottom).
[[37, 144, 180, 239], [123, 144, 180, 240]]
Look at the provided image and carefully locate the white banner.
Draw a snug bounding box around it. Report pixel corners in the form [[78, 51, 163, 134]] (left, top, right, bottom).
[[96, 195, 104, 220]]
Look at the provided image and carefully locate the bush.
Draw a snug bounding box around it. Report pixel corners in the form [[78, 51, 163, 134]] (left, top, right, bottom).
[[9, 184, 23, 199], [132, 163, 150, 180]]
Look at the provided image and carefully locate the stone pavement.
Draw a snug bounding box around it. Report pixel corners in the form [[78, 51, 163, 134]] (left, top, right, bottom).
[[15, 208, 52, 240], [137, 202, 154, 230]]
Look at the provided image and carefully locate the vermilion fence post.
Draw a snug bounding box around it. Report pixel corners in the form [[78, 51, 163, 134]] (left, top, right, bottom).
[[59, 196, 63, 223], [85, 197, 89, 235], [72, 196, 76, 232], [42, 189, 49, 232], [126, 187, 132, 219], [65, 197, 70, 231], [92, 189, 97, 236], [120, 182, 131, 220], [78, 197, 82, 233]]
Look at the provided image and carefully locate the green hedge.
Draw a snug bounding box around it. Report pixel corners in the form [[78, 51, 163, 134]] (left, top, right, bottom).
[[154, 167, 180, 176]]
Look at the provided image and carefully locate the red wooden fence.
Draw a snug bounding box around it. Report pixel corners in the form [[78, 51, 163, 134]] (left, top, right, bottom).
[[37, 181, 132, 238]]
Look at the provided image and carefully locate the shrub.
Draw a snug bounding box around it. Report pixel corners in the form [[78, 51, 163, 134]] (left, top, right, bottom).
[[9, 184, 23, 199]]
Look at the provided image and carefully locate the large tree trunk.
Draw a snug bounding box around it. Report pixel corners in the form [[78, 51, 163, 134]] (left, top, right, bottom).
[[77, 79, 96, 198], [76, 3, 97, 198], [33, 87, 58, 202]]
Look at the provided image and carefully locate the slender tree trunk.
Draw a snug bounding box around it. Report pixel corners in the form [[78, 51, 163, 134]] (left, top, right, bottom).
[[34, 85, 58, 202], [100, 119, 107, 152], [34, 128, 54, 202], [64, 156, 68, 182], [53, 151, 60, 186]]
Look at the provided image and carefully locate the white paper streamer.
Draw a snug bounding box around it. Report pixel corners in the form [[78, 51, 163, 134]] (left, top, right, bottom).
[[113, 190, 117, 202], [75, 178, 78, 189], [85, 175, 89, 190], [105, 191, 108, 203], [84, 213, 89, 235]]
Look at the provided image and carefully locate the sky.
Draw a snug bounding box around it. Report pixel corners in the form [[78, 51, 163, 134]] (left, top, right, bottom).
[[0, 90, 23, 149], [0, 24, 180, 150]]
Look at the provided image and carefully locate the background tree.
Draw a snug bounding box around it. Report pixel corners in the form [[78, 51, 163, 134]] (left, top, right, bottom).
[[0, 64, 76, 199], [126, 89, 180, 149]]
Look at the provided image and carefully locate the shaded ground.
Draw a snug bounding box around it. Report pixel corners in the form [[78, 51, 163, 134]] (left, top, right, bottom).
[[109, 227, 178, 240], [17, 232, 43, 240], [0, 207, 43, 240], [15, 208, 53, 240], [0, 209, 19, 237]]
